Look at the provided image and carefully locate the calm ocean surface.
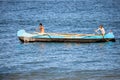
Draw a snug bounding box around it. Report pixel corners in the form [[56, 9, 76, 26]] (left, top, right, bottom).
[[0, 0, 120, 80]]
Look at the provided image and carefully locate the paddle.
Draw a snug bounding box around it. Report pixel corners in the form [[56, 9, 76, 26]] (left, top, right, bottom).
[[35, 31, 53, 40], [95, 30, 112, 42]]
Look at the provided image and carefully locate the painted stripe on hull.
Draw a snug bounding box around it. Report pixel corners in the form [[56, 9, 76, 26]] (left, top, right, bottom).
[[19, 37, 115, 43]]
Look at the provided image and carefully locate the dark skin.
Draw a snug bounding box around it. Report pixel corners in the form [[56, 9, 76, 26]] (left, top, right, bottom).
[[36, 23, 45, 33], [39, 24, 44, 33]]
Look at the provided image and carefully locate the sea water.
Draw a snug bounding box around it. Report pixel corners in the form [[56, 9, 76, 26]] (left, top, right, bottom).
[[0, 0, 120, 80]]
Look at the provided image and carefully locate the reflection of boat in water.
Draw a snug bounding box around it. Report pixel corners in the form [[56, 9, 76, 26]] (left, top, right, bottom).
[[17, 30, 115, 43]]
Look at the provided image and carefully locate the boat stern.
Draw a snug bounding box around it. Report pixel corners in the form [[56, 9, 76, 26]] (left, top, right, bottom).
[[104, 32, 115, 42]]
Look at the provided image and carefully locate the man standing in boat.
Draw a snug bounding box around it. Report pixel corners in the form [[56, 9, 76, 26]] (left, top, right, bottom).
[[38, 23, 45, 33], [95, 25, 105, 36]]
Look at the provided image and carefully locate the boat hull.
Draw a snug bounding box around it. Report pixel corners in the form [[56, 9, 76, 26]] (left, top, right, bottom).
[[18, 37, 115, 43], [17, 30, 116, 43]]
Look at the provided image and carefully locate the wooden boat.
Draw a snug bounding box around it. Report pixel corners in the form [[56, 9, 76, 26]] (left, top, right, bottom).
[[17, 30, 115, 43]]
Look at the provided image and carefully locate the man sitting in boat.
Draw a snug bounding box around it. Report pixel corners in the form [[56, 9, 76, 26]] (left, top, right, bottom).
[[39, 23, 45, 33], [95, 25, 105, 36]]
